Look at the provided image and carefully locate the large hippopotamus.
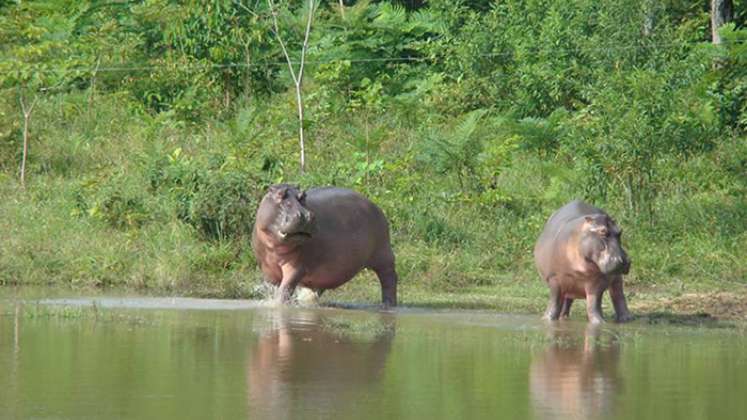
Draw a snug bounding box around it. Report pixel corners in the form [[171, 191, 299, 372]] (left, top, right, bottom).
[[534, 200, 632, 323], [252, 184, 398, 306]]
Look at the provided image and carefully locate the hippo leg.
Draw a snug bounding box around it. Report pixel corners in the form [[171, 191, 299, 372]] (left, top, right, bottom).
[[543, 285, 563, 320], [275, 264, 304, 303], [560, 298, 573, 319], [370, 247, 398, 307], [372, 265, 398, 307], [609, 275, 633, 322], [584, 290, 605, 324]]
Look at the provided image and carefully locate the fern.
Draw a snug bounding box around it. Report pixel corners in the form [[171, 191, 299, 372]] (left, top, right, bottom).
[[372, 3, 407, 29], [419, 108, 489, 191]]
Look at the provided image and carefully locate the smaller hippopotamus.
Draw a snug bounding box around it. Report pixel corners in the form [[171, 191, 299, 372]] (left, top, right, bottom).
[[252, 184, 398, 306], [534, 200, 632, 324]]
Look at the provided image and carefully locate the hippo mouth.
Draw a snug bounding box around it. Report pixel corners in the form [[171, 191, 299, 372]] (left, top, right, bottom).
[[279, 231, 312, 240]]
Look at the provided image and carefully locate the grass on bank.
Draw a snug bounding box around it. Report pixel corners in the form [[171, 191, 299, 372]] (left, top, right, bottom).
[[0, 90, 745, 322]]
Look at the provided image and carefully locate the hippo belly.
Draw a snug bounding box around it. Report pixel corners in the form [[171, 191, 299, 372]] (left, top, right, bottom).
[[300, 264, 368, 290]]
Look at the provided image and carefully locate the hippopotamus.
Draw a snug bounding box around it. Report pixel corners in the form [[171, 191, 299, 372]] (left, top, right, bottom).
[[251, 184, 398, 306], [534, 200, 632, 323]]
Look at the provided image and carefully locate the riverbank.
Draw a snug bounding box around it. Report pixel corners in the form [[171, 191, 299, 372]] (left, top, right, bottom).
[[2, 276, 746, 324], [3, 178, 746, 317], [2, 176, 745, 324], [322, 279, 747, 324]]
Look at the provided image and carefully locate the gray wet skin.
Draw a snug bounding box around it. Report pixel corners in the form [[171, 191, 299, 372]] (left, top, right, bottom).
[[534, 200, 632, 324], [252, 184, 398, 306]]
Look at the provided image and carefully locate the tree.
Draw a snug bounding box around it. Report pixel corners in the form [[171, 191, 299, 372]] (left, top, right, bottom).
[[0, 2, 86, 187], [711, 0, 734, 44], [267, 0, 317, 174], [17, 94, 37, 188]]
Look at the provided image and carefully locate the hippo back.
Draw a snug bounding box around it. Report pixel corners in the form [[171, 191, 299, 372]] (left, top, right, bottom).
[[534, 200, 603, 279], [304, 187, 390, 241]]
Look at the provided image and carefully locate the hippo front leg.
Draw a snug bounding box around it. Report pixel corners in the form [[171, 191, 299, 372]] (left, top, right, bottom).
[[585, 290, 605, 324], [543, 284, 563, 321], [609, 275, 633, 322], [275, 264, 304, 304]]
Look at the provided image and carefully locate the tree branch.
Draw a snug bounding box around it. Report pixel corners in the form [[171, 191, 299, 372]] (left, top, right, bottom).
[[19, 94, 37, 117], [297, 0, 317, 84], [232, 0, 261, 19], [267, 0, 298, 85]]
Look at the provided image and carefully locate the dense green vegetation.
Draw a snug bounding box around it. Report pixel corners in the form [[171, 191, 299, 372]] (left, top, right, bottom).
[[1, 1, 745, 314]]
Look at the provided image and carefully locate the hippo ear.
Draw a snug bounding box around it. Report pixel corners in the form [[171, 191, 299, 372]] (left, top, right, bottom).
[[268, 185, 287, 202], [584, 216, 608, 235]]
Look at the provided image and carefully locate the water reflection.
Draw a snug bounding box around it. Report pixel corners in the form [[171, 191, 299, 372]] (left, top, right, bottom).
[[246, 308, 396, 418], [529, 324, 621, 420]]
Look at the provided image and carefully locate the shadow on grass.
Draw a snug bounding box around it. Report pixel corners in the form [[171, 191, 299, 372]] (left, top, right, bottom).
[[636, 311, 730, 327]]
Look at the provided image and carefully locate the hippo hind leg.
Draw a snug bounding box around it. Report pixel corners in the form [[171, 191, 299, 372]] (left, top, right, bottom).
[[560, 298, 573, 319], [374, 267, 397, 307], [369, 247, 398, 307]]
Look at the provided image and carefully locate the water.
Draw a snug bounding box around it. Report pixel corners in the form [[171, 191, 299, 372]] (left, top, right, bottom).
[[1, 290, 746, 420]]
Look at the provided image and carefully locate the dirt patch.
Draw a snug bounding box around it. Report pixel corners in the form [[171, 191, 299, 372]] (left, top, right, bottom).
[[634, 291, 747, 322]]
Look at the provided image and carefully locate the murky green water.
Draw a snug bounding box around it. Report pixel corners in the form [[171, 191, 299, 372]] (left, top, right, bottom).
[[1, 289, 746, 420]]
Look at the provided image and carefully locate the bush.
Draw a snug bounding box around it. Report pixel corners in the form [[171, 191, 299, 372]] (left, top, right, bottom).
[[82, 172, 151, 229], [186, 170, 260, 241]]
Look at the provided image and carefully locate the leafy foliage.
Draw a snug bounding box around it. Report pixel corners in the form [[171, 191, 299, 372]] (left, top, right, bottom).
[[418, 109, 489, 191], [0, 0, 746, 296]]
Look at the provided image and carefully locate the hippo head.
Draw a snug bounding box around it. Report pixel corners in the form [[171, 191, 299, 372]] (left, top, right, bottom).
[[256, 184, 315, 244], [579, 215, 630, 276]]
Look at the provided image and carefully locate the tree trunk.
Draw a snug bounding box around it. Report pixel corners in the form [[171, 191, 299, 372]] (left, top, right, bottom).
[[365, 112, 370, 189], [19, 94, 37, 188], [295, 81, 306, 173], [88, 56, 101, 112], [223, 71, 232, 109], [642, 0, 656, 37], [711, 0, 733, 45], [267, 0, 316, 174]]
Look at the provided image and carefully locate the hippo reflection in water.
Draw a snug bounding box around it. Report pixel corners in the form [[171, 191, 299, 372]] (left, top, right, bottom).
[[246, 309, 395, 418], [529, 324, 622, 420]]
